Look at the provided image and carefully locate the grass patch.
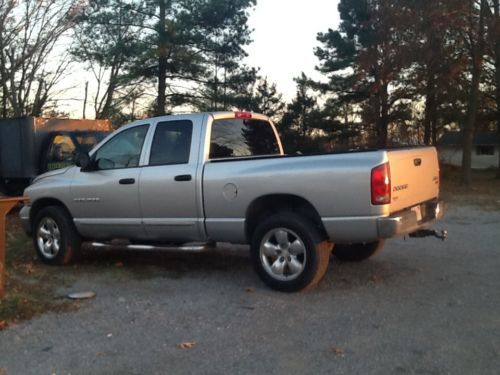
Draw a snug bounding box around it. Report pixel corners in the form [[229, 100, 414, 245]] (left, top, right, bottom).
[[440, 164, 500, 210], [0, 211, 77, 328]]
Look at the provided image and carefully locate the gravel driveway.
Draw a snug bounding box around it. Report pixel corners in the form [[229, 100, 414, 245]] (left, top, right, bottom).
[[0, 205, 499, 375]]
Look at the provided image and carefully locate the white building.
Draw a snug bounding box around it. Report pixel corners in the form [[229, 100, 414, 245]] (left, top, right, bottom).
[[438, 131, 499, 169]]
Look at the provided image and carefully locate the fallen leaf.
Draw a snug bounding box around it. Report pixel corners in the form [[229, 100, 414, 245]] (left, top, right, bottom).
[[23, 262, 35, 274], [178, 341, 196, 349], [244, 287, 255, 293], [331, 347, 345, 357], [0, 321, 8, 331], [115, 261, 124, 268]]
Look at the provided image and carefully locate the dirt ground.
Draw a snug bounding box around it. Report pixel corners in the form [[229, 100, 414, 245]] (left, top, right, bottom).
[[0, 169, 499, 374]]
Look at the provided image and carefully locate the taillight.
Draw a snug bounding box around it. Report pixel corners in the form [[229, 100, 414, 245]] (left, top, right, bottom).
[[235, 111, 252, 119], [371, 163, 391, 205]]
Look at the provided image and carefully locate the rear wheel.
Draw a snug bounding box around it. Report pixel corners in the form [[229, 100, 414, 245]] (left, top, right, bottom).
[[333, 240, 385, 262], [250, 213, 333, 292], [33, 206, 81, 265]]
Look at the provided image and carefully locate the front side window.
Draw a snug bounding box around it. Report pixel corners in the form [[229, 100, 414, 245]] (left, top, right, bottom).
[[209, 118, 279, 159], [94, 125, 148, 170], [149, 120, 193, 166]]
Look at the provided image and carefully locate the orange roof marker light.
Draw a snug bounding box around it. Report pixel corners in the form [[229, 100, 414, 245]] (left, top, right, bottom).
[[234, 111, 252, 119]]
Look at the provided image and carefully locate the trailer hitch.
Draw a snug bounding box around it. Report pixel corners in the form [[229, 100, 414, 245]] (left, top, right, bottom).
[[409, 229, 448, 241]]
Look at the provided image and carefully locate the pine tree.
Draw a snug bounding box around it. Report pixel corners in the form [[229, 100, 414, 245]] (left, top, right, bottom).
[[124, 0, 255, 115], [314, 0, 413, 147], [72, 0, 147, 119]]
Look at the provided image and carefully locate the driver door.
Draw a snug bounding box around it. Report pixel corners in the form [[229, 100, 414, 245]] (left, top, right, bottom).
[[69, 124, 149, 240]]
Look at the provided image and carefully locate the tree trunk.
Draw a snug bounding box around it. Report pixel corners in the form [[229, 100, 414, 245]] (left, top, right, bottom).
[[156, 0, 167, 116], [1, 86, 7, 118], [424, 31, 439, 146], [378, 83, 389, 148], [98, 66, 118, 119], [423, 73, 435, 145], [431, 102, 438, 146], [83, 81, 88, 119], [30, 79, 44, 117], [461, 0, 486, 186], [494, 0, 500, 179]]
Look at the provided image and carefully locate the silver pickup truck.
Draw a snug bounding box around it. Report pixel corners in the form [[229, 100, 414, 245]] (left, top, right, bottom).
[[20, 112, 444, 291]]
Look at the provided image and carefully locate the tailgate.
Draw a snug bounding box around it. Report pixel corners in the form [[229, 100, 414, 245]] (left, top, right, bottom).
[[387, 147, 440, 214]]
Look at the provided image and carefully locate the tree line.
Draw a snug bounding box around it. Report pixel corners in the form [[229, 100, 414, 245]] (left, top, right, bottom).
[[1, 0, 499, 184]]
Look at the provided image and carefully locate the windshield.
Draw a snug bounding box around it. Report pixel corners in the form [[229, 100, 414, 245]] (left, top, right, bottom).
[[73, 131, 110, 153]]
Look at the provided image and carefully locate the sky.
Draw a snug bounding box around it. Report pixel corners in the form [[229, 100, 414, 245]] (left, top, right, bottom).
[[244, 0, 340, 101]]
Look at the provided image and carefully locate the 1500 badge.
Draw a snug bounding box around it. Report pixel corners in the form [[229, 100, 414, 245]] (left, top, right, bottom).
[[393, 184, 408, 192], [73, 197, 100, 202]]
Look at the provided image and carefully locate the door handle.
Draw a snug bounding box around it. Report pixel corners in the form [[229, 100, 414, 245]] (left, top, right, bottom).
[[119, 178, 135, 185], [174, 174, 192, 182]]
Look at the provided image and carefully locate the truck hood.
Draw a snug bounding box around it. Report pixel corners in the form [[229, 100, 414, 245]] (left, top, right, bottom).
[[32, 166, 73, 183]]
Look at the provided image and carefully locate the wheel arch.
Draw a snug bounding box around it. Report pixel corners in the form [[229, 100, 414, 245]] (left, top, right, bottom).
[[30, 198, 73, 225], [245, 194, 327, 242]]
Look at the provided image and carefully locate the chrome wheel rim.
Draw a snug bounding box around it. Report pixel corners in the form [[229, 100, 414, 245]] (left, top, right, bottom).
[[36, 217, 61, 259], [259, 227, 306, 281]]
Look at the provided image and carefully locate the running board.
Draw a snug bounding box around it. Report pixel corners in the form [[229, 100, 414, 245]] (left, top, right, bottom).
[[90, 242, 215, 252]]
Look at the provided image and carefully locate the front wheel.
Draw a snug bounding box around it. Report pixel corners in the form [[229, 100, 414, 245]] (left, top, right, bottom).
[[333, 240, 385, 262], [33, 206, 82, 265], [250, 213, 333, 292]]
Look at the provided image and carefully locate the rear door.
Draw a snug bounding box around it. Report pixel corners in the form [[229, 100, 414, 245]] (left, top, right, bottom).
[[387, 147, 440, 213], [139, 118, 203, 241]]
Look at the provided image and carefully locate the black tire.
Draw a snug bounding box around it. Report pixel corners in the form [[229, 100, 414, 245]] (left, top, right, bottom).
[[32, 206, 82, 265], [333, 240, 385, 262], [250, 212, 333, 292]]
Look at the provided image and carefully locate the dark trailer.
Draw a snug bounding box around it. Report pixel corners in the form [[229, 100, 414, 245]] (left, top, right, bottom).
[[0, 117, 111, 195]]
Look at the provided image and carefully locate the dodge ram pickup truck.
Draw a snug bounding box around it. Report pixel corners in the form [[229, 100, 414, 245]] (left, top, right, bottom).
[[20, 112, 444, 292]]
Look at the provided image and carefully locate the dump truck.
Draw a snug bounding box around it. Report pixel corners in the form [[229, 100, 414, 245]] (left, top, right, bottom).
[[0, 117, 112, 195]]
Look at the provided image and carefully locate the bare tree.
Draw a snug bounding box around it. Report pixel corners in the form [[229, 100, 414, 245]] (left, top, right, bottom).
[[461, 0, 488, 186], [0, 0, 80, 117], [490, 0, 500, 178]]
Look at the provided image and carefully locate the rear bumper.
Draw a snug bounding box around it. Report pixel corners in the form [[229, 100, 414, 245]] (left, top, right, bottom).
[[377, 200, 444, 239]]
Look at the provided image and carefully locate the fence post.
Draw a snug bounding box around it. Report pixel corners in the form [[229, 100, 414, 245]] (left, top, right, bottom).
[[0, 197, 29, 299]]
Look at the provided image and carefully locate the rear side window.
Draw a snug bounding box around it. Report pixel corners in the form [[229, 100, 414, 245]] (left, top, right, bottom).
[[149, 120, 193, 166], [209, 119, 279, 159]]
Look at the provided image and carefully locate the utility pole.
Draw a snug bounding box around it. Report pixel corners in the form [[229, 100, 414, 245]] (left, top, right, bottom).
[[83, 81, 88, 119]]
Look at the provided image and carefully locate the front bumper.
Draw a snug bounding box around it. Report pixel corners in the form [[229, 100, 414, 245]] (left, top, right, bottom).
[[377, 200, 444, 239], [20, 205, 31, 234]]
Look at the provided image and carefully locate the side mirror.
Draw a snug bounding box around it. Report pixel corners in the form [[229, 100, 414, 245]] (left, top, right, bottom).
[[75, 152, 91, 170]]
